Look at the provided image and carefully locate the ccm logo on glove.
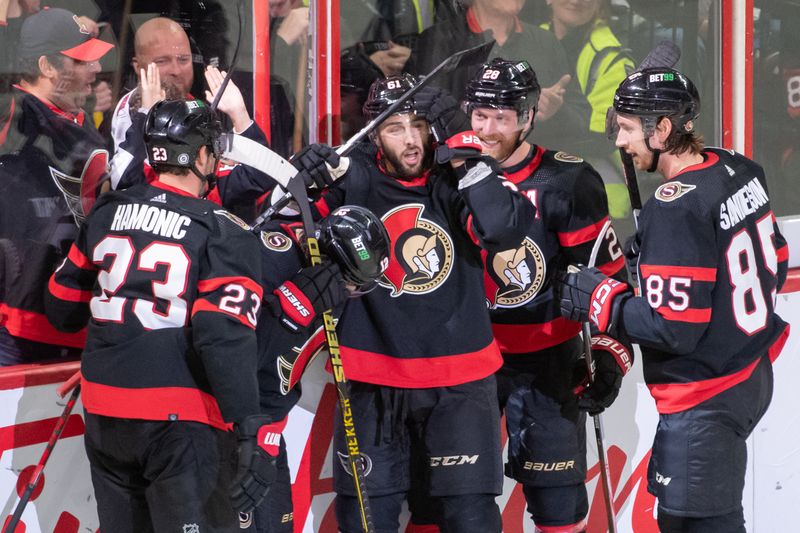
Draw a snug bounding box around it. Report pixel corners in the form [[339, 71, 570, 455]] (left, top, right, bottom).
[[590, 278, 627, 331]]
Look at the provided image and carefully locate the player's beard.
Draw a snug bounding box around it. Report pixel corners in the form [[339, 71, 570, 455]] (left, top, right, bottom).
[[480, 130, 523, 163], [381, 142, 433, 180]]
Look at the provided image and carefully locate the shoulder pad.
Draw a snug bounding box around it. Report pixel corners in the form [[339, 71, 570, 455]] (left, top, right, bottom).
[[654, 181, 697, 203]]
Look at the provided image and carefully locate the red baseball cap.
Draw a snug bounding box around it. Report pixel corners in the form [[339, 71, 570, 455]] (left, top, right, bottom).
[[19, 8, 114, 62]]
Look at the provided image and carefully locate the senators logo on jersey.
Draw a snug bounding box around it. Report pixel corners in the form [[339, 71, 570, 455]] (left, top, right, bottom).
[[484, 237, 546, 308], [379, 204, 454, 297]]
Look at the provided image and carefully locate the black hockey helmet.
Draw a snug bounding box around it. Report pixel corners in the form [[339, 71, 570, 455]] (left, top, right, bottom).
[[613, 68, 700, 134], [464, 58, 541, 121], [362, 73, 418, 120], [144, 99, 224, 173], [318, 205, 390, 292]]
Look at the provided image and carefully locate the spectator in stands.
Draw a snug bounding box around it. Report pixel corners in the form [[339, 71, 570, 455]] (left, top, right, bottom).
[[407, 0, 590, 153], [0, 7, 113, 365], [540, 0, 635, 221]]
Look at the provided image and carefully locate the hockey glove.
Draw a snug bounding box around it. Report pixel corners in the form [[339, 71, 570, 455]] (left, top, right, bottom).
[[414, 86, 471, 142], [557, 265, 629, 333], [435, 131, 483, 165], [273, 262, 348, 332], [230, 415, 281, 514], [291, 144, 348, 189], [573, 335, 634, 415], [622, 235, 640, 285]]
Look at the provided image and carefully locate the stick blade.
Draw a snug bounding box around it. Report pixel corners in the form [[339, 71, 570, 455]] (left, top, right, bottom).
[[636, 40, 681, 72], [441, 40, 496, 74]]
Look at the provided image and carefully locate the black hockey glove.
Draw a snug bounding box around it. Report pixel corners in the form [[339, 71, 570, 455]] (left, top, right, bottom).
[[557, 265, 630, 334], [273, 262, 348, 332], [573, 335, 634, 415], [622, 235, 640, 285], [230, 415, 281, 514], [414, 86, 471, 142], [435, 131, 483, 165], [291, 144, 341, 189]]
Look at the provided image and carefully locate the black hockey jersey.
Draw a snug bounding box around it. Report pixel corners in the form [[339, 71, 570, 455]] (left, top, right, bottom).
[[620, 148, 790, 414], [0, 86, 107, 350], [316, 143, 535, 388], [45, 181, 263, 428], [487, 145, 626, 355]]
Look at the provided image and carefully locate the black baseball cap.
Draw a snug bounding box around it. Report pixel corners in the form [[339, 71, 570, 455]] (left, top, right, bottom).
[[19, 8, 114, 62]]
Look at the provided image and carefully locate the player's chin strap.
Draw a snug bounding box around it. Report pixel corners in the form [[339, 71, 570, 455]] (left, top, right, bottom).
[[191, 163, 218, 198], [644, 137, 661, 173]]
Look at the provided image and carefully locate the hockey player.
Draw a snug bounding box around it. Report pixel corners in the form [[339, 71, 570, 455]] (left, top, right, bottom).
[[42, 99, 343, 532], [463, 58, 630, 533], [0, 7, 114, 365], [558, 68, 790, 533], [250, 205, 390, 533], [289, 75, 535, 532]]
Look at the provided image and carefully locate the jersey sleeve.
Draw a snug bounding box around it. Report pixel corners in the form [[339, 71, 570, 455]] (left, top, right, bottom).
[[109, 111, 150, 190], [558, 167, 626, 280], [191, 217, 263, 423], [619, 204, 716, 354], [457, 167, 535, 252], [773, 214, 789, 291], [45, 225, 97, 332]]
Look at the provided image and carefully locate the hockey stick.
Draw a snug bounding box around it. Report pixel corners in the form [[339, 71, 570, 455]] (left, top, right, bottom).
[[3, 382, 81, 533], [615, 40, 681, 228], [253, 39, 496, 225], [581, 219, 617, 533]]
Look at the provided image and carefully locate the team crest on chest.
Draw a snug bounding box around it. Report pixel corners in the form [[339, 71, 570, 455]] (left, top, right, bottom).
[[484, 238, 546, 308], [655, 181, 696, 202], [379, 204, 454, 297]]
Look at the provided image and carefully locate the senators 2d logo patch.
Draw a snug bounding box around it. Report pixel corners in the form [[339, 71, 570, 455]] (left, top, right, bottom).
[[214, 209, 251, 230], [655, 181, 697, 202], [260, 231, 293, 252]]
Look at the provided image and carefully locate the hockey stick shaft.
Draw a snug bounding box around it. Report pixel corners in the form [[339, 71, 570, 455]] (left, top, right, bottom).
[[284, 178, 374, 533], [584, 220, 617, 533], [255, 40, 496, 223], [3, 384, 81, 533]]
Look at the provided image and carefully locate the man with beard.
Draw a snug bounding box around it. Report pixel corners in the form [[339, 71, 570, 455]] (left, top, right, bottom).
[[110, 18, 275, 218], [559, 68, 790, 533], [288, 74, 534, 532], [0, 7, 114, 365], [460, 57, 631, 533]]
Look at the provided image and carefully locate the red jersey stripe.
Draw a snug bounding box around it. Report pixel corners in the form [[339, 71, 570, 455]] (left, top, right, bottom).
[[0, 304, 86, 347], [648, 324, 789, 414], [655, 306, 712, 323], [557, 217, 609, 247], [67, 244, 94, 270], [81, 377, 231, 431], [48, 275, 93, 303], [776, 243, 788, 263], [197, 276, 263, 297], [492, 318, 581, 354], [597, 255, 626, 277], [191, 299, 257, 329], [640, 265, 717, 281], [340, 341, 502, 388]]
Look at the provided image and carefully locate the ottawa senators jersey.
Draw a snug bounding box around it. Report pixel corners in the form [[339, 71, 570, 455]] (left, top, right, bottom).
[[255, 220, 327, 422], [45, 181, 263, 429], [315, 143, 535, 388], [487, 145, 627, 355], [620, 148, 790, 414], [0, 87, 108, 350]]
